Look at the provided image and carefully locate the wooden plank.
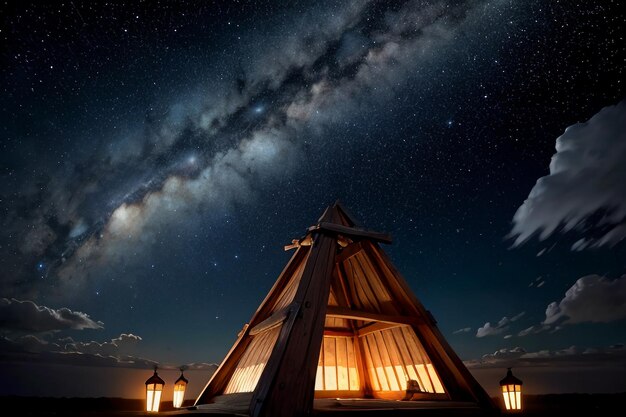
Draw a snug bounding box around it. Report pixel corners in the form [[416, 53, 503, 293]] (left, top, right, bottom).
[[250, 226, 337, 417], [272, 260, 306, 310], [335, 241, 363, 263], [346, 338, 359, 391], [336, 337, 349, 390], [326, 306, 422, 326], [315, 339, 324, 391], [353, 334, 371, 395], [324, 337, 337, 391], [356, 321, 404, 337], [309, 221, 392, 244], [390, 327, 423, 391], [360, 335, 380, 391], [373, 331, 401, 391], [249, 305, 291, 336], [365, 334, 389, 391], [324, 328, 354, 337], [348, 257, 382, 311], [382, 329, 409, 391], [356, 252, 398, 315], [401, 326, 434, 393]]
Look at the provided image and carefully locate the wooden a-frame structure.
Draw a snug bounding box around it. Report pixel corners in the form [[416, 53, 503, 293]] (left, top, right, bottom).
[[194, 202, 494, 416]]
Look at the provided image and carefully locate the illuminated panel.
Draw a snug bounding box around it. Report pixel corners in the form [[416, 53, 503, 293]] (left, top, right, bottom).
[[362, 327, 445, 394], [173, 384, 185, 408], [315, 336, 360, 391], [146, 384, 162, 412], [224, 325, 281, 394]]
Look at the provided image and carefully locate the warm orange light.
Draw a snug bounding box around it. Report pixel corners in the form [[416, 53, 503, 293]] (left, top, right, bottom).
[[499, 368, 522, 411], [145, 369, 165, 412], [173, 371, 188, 408]]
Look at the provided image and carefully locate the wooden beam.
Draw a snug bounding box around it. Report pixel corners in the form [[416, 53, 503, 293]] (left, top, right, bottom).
[[336, 241, 363, 263], [250, 231, 337, 417], [323, 328, 354, 337], [356, 321, 405, 337], [326, 306, 422, 326], [308, 222, 392, 244], [249, 305, 292, 336]]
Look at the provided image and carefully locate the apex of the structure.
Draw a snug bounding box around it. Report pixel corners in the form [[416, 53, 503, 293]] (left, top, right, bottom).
[[317, 200, 362, 227], [311, 201, 392, 245]]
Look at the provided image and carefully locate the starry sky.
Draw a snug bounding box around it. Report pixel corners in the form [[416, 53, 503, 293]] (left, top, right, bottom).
[[1, 0, 625, 398]]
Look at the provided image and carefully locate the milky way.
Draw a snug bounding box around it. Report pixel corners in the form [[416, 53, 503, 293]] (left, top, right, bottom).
[[3, 0, 501, 297]]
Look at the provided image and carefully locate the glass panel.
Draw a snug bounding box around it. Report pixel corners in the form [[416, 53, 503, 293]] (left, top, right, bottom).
[[502, 392, 511, 410]]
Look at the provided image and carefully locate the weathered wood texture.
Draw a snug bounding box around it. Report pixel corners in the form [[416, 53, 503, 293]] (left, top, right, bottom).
[[196, 203, 494, 415], [250, 230, 337, 417]]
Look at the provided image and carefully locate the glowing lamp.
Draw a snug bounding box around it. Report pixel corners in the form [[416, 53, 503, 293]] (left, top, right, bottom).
[[145, 368, 165, 412], [499, 367, 523, 411], [173, 369, 188, 408]]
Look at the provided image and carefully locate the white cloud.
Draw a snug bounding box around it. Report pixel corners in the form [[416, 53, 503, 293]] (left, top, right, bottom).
[[0, 298, 103, 332], [453, 327, 472, 334], [544, 274, 626, 324], [517, 324, 550, 337], [476, 312, 525, 338], [476, 322, 506, 338], [510, 100, 626, 248]]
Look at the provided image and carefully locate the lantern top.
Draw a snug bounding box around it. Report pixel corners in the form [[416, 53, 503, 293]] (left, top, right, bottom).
[[145, 369, 165, 386], [499, 368, 522, 386], [175, 371, 188, 385]]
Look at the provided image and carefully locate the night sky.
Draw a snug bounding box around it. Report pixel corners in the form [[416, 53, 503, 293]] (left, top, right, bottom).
[[1, 0, 625, 397]]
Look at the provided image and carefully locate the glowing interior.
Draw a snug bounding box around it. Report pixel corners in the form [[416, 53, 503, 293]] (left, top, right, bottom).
[[146, 383, 162, 412], [502, 384, 522, 410], [223, 324, 282, 394], [315, 336, 360, 391], [314, 327, 445, 396], [173, 383, 186, 408]]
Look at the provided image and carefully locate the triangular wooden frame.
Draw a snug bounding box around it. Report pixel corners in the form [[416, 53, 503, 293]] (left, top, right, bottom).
[[195, 202, 494, 416]]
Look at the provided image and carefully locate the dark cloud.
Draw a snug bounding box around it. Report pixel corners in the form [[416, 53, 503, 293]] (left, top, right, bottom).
[[510, 100, 626, 249], [465, 344, 626, 369], [543, 274, 626, 325], [0, 332, 217, 371], [0, 298, 103, 332]]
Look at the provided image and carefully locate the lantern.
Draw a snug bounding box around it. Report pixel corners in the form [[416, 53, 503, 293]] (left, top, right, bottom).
[[173, 369, 188, 408], [499, 367, 523, 411], [145, 367, 165, 412]]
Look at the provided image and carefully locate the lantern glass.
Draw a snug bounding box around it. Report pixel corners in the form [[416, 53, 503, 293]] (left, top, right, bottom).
[[145, 369, 165, 412], [499, 368, 522, 411], [173, 381, 187, 408], [146, 382, 163, 412]]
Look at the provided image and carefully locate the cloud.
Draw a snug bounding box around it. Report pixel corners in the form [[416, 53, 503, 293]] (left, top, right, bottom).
[[453, 327, 472, 334], [543, 274, 626, 325], [0, 298, 103, 332], [0, 332, 214, 370], [465, 344, 626, 369], [517, 324, 551, 337], [510, 100, 626, 248], [65, 333, 142, 356], [476, 312, 525, 338]]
